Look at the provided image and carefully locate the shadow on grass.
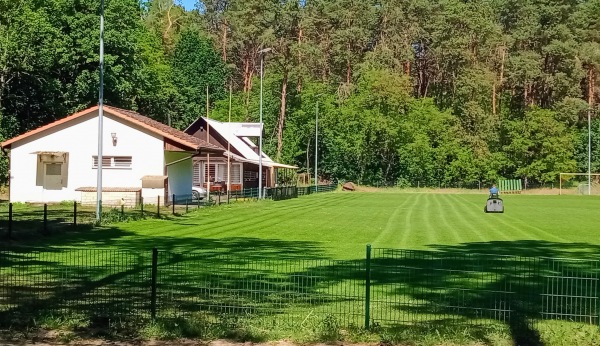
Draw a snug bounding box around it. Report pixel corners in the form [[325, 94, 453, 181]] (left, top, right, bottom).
[[364, 241, 600, 346], [0, 202, 217, 242], [1, 226, 600, 345]]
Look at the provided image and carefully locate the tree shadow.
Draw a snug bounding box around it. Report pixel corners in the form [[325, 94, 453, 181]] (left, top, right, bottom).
[[366, 240, 600, 345], [2, 235, 600, 344], [0, 231, 339, 329]]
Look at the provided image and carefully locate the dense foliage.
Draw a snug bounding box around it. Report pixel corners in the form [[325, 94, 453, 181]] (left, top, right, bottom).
[[0, 0, 599, 186]]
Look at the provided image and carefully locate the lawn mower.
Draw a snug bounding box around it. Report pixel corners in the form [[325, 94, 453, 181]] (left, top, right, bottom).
[[484, 193, 504, 213]]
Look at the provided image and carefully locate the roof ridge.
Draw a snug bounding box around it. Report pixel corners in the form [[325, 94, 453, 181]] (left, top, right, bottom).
[[1, 105, 223, 153]]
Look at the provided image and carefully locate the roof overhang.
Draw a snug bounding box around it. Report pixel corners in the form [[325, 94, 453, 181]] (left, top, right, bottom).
[[224, 151, 297, 169], [1, 106, 224, 156]]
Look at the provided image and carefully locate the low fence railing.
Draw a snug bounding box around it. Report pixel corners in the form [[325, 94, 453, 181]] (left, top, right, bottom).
[[0, 184, 338, 240], [1, 245, 598, 331]]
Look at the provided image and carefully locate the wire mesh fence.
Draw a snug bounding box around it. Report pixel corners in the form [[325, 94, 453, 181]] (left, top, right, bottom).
[[0, 248, 152, 322], [1, 245, 599, 332], [297, 183, 338, 196], [155, 251, 365, 328], [0, 184, 339, 240], [369, 247, 600, 327]]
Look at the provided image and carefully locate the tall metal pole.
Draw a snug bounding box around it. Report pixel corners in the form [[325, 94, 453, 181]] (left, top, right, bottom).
[[96, 0, 105, 221], [206, 86, 210, 197], [588, 106, 592, 195], [257, 48, 271, 199], [227, 83, 232, 193], [259, 54, 264, 199], [315, 100, 318, 192]]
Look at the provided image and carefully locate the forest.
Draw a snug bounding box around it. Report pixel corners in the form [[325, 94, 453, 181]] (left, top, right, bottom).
[[0, 0, 599, 187]]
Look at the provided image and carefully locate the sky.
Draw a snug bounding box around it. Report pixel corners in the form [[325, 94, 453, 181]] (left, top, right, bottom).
[[180, 0, 196, 11]]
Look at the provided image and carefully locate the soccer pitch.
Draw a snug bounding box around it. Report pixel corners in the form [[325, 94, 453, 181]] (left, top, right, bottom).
[[49, 191, 600, 260]]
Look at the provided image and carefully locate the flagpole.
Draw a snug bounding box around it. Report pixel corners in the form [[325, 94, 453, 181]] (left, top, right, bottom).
[[227, 83, 232, 195], [206, 86, 211, 198], [96, 0, 105, 221]]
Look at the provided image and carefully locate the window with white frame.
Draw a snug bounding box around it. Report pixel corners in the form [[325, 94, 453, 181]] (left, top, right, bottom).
[[92, 156, 132, 169], [196, 162, 242, 184]]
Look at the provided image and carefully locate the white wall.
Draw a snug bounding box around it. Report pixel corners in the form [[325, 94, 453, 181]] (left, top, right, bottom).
[[9, 110, 165, 203], [165, 151, 193, 199]]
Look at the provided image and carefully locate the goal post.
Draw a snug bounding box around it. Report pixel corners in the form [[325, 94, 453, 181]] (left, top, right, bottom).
[[559, 173, 600, 195]]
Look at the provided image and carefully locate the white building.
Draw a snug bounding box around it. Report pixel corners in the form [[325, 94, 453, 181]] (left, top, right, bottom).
[[0, 106, 222, 205]]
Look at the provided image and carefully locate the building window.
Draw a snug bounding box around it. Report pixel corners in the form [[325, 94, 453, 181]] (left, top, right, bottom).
[[195, 162, 242, 184], [35, 152, 69, 190], [92, 156, 132, 169]]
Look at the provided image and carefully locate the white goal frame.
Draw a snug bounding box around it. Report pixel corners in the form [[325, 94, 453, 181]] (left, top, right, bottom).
[[559, 173, 600, 195]]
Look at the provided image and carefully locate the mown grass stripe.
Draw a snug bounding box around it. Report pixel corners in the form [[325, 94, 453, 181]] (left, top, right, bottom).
[[372, 193, 417, 248], [454, 194, 567, 243], [434, 193, 465, 245], [442, 194, 487, 243], [398, 193, 423, 248], [446, 194, 512, 242]]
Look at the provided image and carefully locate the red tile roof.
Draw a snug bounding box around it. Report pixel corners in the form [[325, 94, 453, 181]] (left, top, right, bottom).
[[0, 105, 223, 153]]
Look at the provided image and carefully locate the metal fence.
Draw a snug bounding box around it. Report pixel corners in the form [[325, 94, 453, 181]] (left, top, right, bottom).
[[368, 247, 599, 327], [1, 245, 598, 331], [297, 183, 338, 196], [0, 184, 338, 240]]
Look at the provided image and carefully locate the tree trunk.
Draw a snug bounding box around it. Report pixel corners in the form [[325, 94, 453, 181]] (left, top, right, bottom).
[[297, 26, 303, 92], [0, 72, 5, 110], [346, 42, 352, 84], [499, 46, 506, 86], [529, 84, 535, 106], [221, 19, 228, 62], [589, 68, 595, 106], [242, 54, 254, 119], [494, 46, 506, 116], [276, 70, 289, 160], [492, 83, 497, 116], [243, 55, 251, 93], [306, 137, 311, 171], [346, 58, 352, 84], [418, 68, 424, 97]]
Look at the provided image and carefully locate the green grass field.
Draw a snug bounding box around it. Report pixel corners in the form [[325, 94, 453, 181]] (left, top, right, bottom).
[[32, 190, 600, 260], [5, 190, 600, 344]]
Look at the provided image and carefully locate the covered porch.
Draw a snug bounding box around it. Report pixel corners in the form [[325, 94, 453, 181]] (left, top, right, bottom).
[[192, 153, 297, 194]]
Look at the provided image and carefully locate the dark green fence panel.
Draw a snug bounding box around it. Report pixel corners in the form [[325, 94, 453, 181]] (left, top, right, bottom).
[[155, 251, 365, 328], [0, 248, 152, 322], [2, 244, 596, 331], [369, 248, 600, 326]]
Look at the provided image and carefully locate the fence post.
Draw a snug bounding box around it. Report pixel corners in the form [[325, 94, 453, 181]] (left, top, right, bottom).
[[172, 194, 175, 214], [73, 201, 77, 226], [185, 197, 189, 213], [8, 202, 13, 239], [365, 244, 372, 329], [150, 247, 158, 319], [43, 204, 48, 233], [121, 205, 124, 218], [140, 196, 144, 217], [157, 196, 160, 218]]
